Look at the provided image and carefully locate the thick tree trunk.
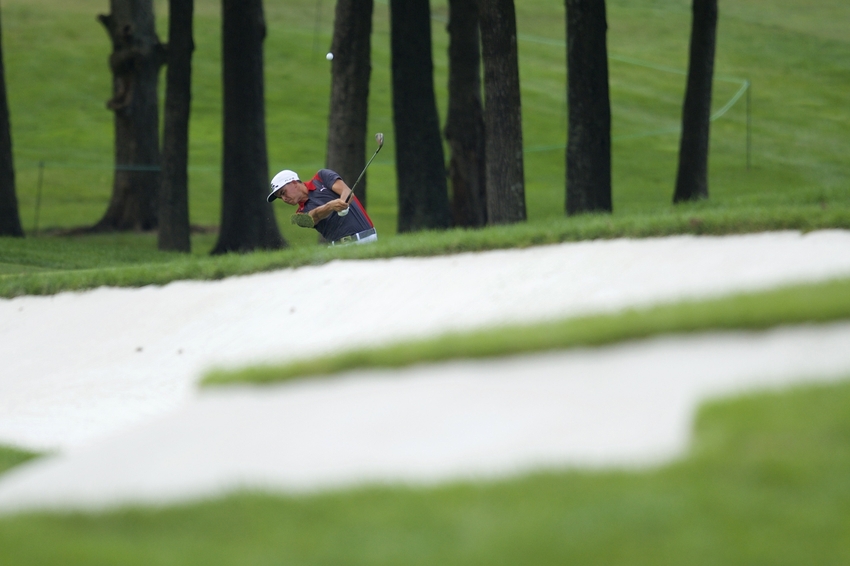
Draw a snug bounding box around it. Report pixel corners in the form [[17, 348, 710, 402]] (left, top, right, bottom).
[[0, 8, 22, 238], [673, 0, 718, 203], [213, 0, 285, 254], [445, 0, 487, 228], [326, 0, 373, 208], [96, 0, 165, 231], [390, 0, 451, 233], [565, 0, 612, 215], [479, 0, 525, 225], [158, 0, 193, 252]]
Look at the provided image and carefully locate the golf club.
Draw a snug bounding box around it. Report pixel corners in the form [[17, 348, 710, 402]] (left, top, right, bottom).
[[338, 132, 383, 217]]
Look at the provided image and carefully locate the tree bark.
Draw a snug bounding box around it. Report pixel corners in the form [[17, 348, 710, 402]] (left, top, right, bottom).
[[326, 0, 373, 208], [213, 0, 285, 254], [390, 0, 451, 233], [479, 0, 525, 225], [565, 0, 612, 215], [95, 0, 165, 232], [0, 7, 22, 237], [158, 0, 193, 252], [673, 0, 718, 203], [445, 0, 487, 228]]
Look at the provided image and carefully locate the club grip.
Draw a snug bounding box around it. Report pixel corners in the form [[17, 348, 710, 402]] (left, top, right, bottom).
[[338, 189, 355, 216]]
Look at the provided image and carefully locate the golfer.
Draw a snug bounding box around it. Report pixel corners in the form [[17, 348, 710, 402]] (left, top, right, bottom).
[[267, 169, 377, 245]]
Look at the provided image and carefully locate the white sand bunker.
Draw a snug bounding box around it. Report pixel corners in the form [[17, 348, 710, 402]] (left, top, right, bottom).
[[1, 230, 850, 512], [1, 323, 850, 512]]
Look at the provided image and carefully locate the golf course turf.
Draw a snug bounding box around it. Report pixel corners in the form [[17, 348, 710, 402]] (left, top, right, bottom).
[[0, 0, 848, 562]]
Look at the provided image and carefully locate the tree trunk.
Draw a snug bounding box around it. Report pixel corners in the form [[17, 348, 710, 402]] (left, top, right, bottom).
[[0, 7, 22, 238], [673, 0, 718, 203], [565, 0, 612, 215], [213, 0, 285, 254], [95, 0, 165, 232], [479, 0, 525, 225], [390, 0, 451, 233], [158, 0, 193, 252], [326, 0, 373, 208], [445, 0, 487, 228]]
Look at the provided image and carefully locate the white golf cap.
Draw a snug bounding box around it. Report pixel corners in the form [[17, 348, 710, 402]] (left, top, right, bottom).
[[267, 169, 300, 202]]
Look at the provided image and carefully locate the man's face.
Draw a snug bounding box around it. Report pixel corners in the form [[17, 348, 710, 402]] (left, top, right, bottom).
[[277, 181, 305, 205]]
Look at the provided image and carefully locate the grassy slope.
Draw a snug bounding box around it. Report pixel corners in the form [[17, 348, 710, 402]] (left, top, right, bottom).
[[1, 0, 847, 290], [1, 0, 848, 249], [1, 380, 849, 565], [3, 208, 850, 297]]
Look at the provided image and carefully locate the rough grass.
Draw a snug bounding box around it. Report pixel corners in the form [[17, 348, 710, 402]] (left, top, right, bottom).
[[3, 206, 849, 298]]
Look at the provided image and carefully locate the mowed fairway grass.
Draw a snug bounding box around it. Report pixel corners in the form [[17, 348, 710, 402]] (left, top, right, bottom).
[[1, 0, 850, 562]]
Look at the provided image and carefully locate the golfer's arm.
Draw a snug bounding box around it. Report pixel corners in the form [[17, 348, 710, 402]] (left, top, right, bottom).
[[308, 205, 333, 224], [331, 179, 352, 203], [307, 200, 345, 224], [307, 179, 352, 224], [305, 179, 352, 224]]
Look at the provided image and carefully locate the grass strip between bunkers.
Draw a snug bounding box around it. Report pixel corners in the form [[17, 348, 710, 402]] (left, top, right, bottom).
[[203, 276, 850, 386], [0, 445, 39, 476]]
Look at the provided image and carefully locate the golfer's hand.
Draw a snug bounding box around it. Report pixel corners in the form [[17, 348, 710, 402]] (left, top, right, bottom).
[[314, 198, 351, 221], [328, 198, 350, 213]]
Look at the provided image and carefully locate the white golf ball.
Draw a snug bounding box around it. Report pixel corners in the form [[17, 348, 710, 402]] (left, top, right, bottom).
[[326, 52, 334, 61]]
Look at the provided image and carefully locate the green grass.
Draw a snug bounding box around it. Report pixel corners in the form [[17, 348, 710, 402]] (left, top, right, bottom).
[[0, 0, 847, 252], [0, 445, 38, 475], [1, 1, 849, 562], [1, 0, 847, 288], [3, 203, 849, 297], [204, 276, 850, 386], [2, 379, 849, 565]]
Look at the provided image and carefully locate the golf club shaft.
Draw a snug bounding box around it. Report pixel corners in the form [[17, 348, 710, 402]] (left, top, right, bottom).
[[345, 137, 384, 204]]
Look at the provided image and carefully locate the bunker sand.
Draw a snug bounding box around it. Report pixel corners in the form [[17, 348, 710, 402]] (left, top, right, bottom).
[[2, 231, 850, 511]]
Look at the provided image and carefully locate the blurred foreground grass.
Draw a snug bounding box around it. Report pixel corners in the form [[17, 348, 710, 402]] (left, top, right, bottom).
[[2, 379, 849, 565], [0, 445, 38, 475]]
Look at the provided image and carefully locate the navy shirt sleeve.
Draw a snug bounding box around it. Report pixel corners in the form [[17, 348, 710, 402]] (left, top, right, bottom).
[[317, 169, 341, 191]]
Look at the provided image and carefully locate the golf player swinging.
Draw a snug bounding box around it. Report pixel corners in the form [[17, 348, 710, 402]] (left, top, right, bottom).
[[267, 168, 377, 245]]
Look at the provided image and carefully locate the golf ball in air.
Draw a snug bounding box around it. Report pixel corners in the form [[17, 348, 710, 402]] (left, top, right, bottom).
[[326, 52, 334, 61]]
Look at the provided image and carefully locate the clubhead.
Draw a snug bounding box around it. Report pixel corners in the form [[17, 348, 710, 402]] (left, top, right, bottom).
[[375, 133, 384, 147]]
